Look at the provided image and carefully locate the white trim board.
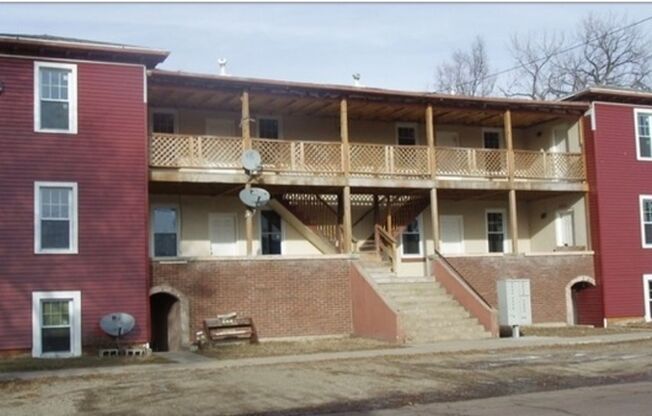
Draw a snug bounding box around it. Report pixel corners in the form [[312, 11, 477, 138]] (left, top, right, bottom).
[[32, 291, 82, 358]]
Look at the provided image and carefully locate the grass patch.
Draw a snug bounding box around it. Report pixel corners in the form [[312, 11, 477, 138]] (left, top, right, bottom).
[[0, 354, 169, 373], [199, 336, 401, 360], [520, 325, 652, 338]]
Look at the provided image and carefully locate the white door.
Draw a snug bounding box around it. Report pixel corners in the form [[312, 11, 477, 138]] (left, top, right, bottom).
[[440, 215, 464, 254], [556, 211, 575, 247], [551, 127, 569, 153], [210, 213, 237, 256], [438, 131, 460, 147], [205, 118, 235, 136]]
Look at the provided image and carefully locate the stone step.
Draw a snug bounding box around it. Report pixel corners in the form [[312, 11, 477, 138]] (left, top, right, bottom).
[[397, 305, 471, 317]]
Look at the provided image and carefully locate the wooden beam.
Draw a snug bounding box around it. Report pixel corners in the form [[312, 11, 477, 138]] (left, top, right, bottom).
[[426, 104, 436, 180], [342, 185, 353, 254], [340, 98, 350, 175], [242, 90, 253, 256], [430, 188, 440, 253], [504, 110, 515, 185], [509, 189, 518, 254]]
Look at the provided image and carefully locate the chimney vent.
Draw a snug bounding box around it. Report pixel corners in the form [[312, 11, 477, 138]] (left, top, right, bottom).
[[353, 73, 362, 87], [218, 59, 229, 76]]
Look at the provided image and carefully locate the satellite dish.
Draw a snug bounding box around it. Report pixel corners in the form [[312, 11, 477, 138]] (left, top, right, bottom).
[[100, 312, 136, 337], [242, 149, 262, 173], [239, 187, 270, 208]]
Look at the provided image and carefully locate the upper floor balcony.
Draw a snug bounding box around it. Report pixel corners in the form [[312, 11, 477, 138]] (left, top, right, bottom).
[[147, 69, 588, 192]]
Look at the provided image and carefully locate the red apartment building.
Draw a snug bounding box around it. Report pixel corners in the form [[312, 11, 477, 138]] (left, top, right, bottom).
[[0, 34, 168, 356], [1, 34, 605, 356], [566, 87, 652, 325]]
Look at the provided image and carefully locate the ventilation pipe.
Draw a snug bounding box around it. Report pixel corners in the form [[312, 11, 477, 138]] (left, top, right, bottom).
[[353, 73, 362, 87], [218, 59, 228, 76]]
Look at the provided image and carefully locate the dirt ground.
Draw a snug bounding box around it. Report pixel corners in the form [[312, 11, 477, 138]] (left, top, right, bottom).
[[200, 337, 401, 360], [3, 339, 652, 416]]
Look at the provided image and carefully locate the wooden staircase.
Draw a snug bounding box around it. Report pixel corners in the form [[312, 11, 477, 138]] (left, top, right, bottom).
[[274, 193, 342, 253]]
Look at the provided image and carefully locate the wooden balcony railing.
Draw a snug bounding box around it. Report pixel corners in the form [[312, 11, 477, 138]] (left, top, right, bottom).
[[149, 134, 585, 182]]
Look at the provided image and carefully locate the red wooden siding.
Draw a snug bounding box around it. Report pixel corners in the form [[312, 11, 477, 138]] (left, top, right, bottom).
[[0, 56, 149, 350], [588, 103, 652, 319]]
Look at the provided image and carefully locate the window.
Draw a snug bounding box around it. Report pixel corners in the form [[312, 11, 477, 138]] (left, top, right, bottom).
[[152, 111, 177, 134], [34, 182, 78, 254], [401, 217, 422, 256], [258, 118, 280, 139], [486, 210, 506, 253], [483, 129, 503, 149], [640, 195, 652, 248], [32, 291, 81, 358], [396, 124, 417, 146], [635, 109, 652, 160], [152, 206, 179, 257], [260, 210, 282, 255], [644, 275, 652, 322], [34, 62, 77, 133]]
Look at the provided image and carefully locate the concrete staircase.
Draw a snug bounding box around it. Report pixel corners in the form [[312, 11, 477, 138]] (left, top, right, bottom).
[[358, 257, 492, 344]]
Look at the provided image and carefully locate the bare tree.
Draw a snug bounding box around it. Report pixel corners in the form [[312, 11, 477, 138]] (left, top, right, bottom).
[[553, 13, 652, 96], [502, 32, 565, 100], [435, 36, 495, 96]]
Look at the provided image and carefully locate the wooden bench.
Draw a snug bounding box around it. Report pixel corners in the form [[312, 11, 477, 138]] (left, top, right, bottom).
[[203, 314, 258, 344]]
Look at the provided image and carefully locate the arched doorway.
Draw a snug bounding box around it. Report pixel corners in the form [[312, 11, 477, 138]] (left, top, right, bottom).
[[150, 292, 182, 352], [566, 276, 597, 325]]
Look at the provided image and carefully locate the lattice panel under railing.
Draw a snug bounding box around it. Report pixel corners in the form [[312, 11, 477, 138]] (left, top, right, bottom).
[[150, 134, 195, 167], [436, 147, 508, 177], [392, 146, 430, 176], [252, 138, 293, 171], [198, 136, 244, 168], [514, 150, 546, 178], [350, 144, 388, 175], [545, 153, 585, 180], [293, 142, 343, 174]]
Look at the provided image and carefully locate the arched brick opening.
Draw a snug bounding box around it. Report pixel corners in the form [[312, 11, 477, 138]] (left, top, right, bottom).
[[150, 285, 190, 350], [565, 275, 597, 325]]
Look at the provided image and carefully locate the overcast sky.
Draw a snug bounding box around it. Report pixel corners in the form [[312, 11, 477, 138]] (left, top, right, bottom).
[[2, 3, 652, 91]]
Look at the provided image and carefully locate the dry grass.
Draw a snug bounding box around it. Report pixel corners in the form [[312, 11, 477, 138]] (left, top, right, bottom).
[[0, 354, 169, 373], [199, 336, 401, 360], [520, 325, 652, 338]]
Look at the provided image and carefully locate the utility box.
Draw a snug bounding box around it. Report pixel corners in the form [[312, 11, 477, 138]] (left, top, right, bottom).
[[497, 279, 532, 326]]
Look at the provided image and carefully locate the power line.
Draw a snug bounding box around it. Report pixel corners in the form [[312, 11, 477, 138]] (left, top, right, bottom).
[[448, 14, 652, 90]]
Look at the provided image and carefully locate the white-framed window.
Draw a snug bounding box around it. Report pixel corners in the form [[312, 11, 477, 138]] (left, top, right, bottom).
[[32, 291, 82, 358], [260, 210, 283, 255], [257, 117, 281, 139], [644, 275, 652, 322], [150, 109, 178, 134], [486, 209, 508, 253], [634, 109, 652, 160], [151, 204, 180, 257], [34, 182, 78, 254], [640, 195, 652, 248], [396, 123, 418, 146], [482, 128, 504, 149], [34, 62, 78, 134], [401, 215, 423, 257]]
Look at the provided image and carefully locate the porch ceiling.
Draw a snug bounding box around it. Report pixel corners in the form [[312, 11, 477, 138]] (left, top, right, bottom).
[[437, 188, 581, 201]]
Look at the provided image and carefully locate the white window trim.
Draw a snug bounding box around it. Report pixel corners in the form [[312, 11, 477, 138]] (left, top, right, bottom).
[[395, 122, 419, 146], [256, 115, 283, 139], [150, 203, 181, 258], [640, 195, 652, 249], [485, 208, 509, 253], [34, 61, 78, 134], [482, 127, 505, 149], [32, 291, 82, 358], [634, 108, 652, 161], [149, 108, 179, 134], [34, 181, 78, 254], [258, 209, 286, 255], [401, 213, 424, 258], [555, 209, 576, 247], [644, 275, 652, 322]]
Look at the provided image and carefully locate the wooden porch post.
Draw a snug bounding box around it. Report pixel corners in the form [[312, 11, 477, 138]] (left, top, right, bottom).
[[578, 116, 592, 251], [242, 90, 254, 256], [340, 98, 350, 176], [426, 105, 440, 255], [504, 110, 518, 254], [342, 186, 353, 254]]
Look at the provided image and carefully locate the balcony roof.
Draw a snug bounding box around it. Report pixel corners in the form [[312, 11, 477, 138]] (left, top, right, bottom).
[[562, 86, 652, 105], [148, 69, 588, 128], [0, 33, 169, 68]]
